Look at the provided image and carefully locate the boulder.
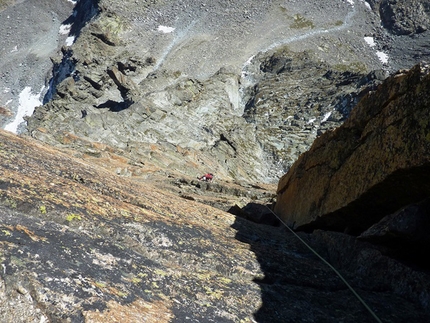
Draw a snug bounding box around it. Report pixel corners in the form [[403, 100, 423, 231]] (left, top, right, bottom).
[[229, 202, 279, 226], [274, 63, 430, 234]]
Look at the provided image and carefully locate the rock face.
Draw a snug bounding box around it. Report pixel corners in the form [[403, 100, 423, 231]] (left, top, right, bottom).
[[2, 129, 430, 322], [242, 49, 387, 176], [2, 0, 430, 321], [379, 0, 430, 35], [275, 63, 430, 235], [21, 0, 397, 183], [1, 0, 429, 183]]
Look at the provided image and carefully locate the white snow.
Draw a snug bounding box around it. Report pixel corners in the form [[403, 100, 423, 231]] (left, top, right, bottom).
[[363, 1, 372, 10], [66, 0, 77, 4], [244, 55, 255, 67], [59, 24, 72, 35], [65, 36, 75, 46], [157, 25, 175, 33], [241, 55, 255, 79], [376, 51, 389, 64], [3, 87, 10, 93], [363, 36, 389, 64], [4, 86, 44, 134], [321, 111, 332, 123], [346, 0, 354, 6], [307, 118, 316, 124], [364, 36, 375, 47], [11, 45, 18, 53], [5, 99, 12, 106]]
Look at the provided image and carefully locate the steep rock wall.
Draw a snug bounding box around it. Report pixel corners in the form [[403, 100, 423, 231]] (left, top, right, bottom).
[[275, 62, 430, 233]]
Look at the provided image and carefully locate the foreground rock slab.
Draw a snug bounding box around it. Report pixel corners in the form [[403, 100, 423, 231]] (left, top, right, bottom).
[[275, 63, 430, 234], [1, 130, 430, 322]]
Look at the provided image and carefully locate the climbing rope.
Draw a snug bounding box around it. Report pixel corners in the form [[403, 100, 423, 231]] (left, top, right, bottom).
[[265, 206, 383, 323]]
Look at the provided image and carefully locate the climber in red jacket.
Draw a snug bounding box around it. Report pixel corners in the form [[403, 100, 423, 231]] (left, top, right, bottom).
[[198, 173, 214, 182]]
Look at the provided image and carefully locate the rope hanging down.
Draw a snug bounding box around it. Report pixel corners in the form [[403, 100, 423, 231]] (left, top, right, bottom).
[[265, 206, 383, 323]]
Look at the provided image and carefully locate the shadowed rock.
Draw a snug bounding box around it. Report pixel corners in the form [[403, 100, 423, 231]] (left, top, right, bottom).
[[275, 62, 430, 234]]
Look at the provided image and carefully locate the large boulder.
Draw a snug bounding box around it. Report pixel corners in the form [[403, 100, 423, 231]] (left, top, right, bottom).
[[274, 62, 430, 234]]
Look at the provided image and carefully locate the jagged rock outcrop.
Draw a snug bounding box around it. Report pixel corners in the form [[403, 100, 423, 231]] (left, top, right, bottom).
[[2, 130, 430, 322], [379, 0, 430, 35], [242, 48, 387, 175], [275, 62, 430, 235], [21, 0, 398, 184], [27, 45, 387, 183], [2, 0, 430, 182]]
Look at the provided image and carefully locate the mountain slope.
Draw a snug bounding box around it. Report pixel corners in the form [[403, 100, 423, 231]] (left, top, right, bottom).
[[4, 0, 394, 182]]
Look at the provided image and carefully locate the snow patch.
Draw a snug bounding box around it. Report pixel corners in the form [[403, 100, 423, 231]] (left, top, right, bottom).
[[59, 24, 72, 35], [376, 51, 389, 64], [346, 0, 354, 6], [364, 36, 375, 47], [363, 1, 372, 10], [65, 36, 75, 46], [4, 86, 44, 134], [321, 111, 332, 123], [10, 45, 18, 53], [5, 99, 12, 106], [244, 55, 255, 67], [241, 55, 255, 79], [158, 25, 175, 33], [363, 37, 388, 63]]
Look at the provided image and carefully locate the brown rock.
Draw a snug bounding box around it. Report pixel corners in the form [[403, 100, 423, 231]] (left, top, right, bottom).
[[1, 125, 430, 321], [275, 63, 430, 233], [0, 106, 12, 116]]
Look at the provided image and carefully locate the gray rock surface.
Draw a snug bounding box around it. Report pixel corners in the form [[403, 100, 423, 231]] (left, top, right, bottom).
[[13, 1, 382, 182], [379, 0, 429, 35], [17, 0, 391, 183], [0, 0, 74, 132], [0, 0, 429, 184]]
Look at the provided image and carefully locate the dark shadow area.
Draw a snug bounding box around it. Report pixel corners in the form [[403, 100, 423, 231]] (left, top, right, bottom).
[[357, 196, 430, 271], [230, 203, 430, 322], [230, 213, 348, 323], [95, 99, 132, 112], [43, 0, 101, 104], [228, 202, 280, 226], [62, 0, 100, 38]]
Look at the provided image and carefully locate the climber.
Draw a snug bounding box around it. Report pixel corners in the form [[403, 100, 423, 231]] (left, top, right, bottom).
[[198, 173, 214, 182]]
